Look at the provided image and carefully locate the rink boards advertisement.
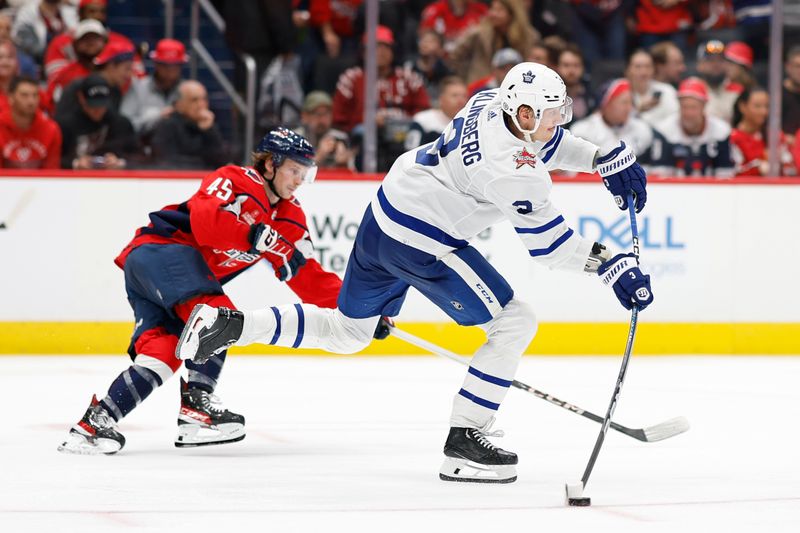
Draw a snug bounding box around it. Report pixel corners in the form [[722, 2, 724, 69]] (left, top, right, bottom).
[[1, 172, 798, 355]]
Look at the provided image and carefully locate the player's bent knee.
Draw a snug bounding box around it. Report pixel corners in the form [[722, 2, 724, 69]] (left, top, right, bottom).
[[133, 327, 182, 380], [323, 311, 376, 354], [486, 299, 538, 355]]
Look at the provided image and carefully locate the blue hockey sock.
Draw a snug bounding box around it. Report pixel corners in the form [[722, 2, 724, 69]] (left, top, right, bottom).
[[184, 350, 227, 393], [100, 364, 164, 422]]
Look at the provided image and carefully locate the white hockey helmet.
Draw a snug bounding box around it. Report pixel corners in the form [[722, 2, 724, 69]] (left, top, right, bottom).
[[498, 62, 573, 142]]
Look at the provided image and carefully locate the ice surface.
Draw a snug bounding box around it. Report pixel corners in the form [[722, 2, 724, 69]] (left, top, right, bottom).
[[1, 355, 798, 532]]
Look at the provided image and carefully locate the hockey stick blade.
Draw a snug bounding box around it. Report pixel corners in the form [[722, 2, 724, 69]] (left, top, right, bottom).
[[0, 189, 35, 230], [390, 326, 688, 443]]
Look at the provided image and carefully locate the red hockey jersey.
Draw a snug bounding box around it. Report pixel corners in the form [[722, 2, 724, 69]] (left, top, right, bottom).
[[115, 165, 342, 308]]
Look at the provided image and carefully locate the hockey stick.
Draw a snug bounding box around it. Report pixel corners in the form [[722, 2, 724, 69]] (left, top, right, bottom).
[[566, 193, 647, 506], [388, 325, 688, 443], [0, 189, 35, 230]]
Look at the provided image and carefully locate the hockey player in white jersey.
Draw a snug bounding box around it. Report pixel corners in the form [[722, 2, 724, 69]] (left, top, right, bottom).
[[175, 63, 654, 483]]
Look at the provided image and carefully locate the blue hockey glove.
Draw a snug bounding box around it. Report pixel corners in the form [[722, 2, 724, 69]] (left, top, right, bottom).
[[249, 223, 307, 281], [597, 253, 654, 311], [373, 316, 394, 340], [596, 141, 647, 213]]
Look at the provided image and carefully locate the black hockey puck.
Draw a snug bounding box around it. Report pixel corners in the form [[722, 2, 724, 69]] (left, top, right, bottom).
[[567, 497, 591, 507]]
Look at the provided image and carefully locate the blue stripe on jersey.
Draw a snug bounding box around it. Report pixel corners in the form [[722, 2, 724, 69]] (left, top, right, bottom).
[[377, 186, 469, 249], [292, 304, 305, 348], [269, 307, 281, 345], [458, 388, 500, 410], [540, 127, 564, 164], [515, 215, 564, 235], [468, 366, 513, 387], [529, 228, 574, 257]]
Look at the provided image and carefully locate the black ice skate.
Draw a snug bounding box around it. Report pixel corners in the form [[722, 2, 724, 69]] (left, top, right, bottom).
[[57, 394, 126, 455], [175, 377, 245, 447], [176, 304, 244, 364], [439, 423, 518, 483]]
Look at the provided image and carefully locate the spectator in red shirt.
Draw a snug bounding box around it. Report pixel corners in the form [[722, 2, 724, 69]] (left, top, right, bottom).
[[635, 0, 693, 55], [309, 0, 363, 58], [730, 87, 796, 176], [45, 18, 107, 112], [44, 0, 144, 83], [0, 76, 62, 169], [419, 0, 488, 51]]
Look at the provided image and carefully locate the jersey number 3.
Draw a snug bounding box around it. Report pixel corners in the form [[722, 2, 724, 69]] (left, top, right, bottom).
[[206, 177, 233, 201], [415, 117, 465, 167]]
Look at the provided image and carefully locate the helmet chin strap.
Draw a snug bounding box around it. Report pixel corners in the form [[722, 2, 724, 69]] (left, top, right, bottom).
[[511, 112, 540, 144]]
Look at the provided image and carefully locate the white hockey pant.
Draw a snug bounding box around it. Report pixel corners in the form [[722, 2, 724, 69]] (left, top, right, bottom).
[[450, 298, 537, 429]]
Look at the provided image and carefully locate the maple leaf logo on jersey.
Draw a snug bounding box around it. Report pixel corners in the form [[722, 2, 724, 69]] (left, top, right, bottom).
[[513, 147, 537, 169], [522, 70, 535, 84]]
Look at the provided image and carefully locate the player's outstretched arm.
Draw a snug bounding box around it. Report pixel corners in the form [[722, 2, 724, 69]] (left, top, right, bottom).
[[595, 141, 648, 213]]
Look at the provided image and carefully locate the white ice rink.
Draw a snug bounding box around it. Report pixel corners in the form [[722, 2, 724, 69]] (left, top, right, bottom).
[[2, 354, 798, 532]]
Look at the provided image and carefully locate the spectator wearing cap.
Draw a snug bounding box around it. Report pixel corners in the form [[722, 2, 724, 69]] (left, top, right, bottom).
[[56, 74, 137, 170], [121, 39, 187, 139], [694, 40, 742, 123], [570, 78, 654, 158], [44, 0, 144, 83], [635, 0, 693, 56], [12, 0, 78, 62], [651, 41, 686, 88], [646, 77, 734, 177], [449, 0, 539, 85], [333, 25, 430, 134], [565, 0, 628, 68], [405, 76, 468, 150], [150, 80, 228, 170], [419, 0, 488, 52], [0, 14, 38, 78], [405, 28, 453, 102], [730, 87, 797, 176], [294, 90, 350, 168], [54, 39, 135, 121], [723, 41, 756, 90], [556, 44, 592, 121], [625, 48, 680, 129], [44, 18, 107, 112], [783, 46, 800, 137], [467, 47, 521, 96], [0, 76, 62, 169]]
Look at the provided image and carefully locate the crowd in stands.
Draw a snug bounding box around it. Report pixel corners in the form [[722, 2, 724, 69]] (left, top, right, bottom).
[[0, 0, 799, 177]]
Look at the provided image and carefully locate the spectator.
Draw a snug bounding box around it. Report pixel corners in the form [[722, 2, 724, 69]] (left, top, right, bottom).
[[55, 39, 134, 120], [0, 13, 37, 78], [651, 41, 686, 87], [419, 0, 488, 51], [566, 0, 627, 67], [625, 48, 679, 128], [526, 42, 551, 66], [0, 75, 61, 168], [556, 44, 592, 121], [294, 90, 352, 169], [303, 0, 360, 92], [695, 39, 743, 123], [570, 78, 654, 157], [44, 18, 107, 111], [405, 75, 468, 150], [730, 87, 796, 176], [449, 0, 539, 84], [150, 80, 228, 170], [44, 0, 144, 83], [635, 0, 693, 55], [333, 26, 430, 133], [723, 40, 757, 90], [732, 0, 770, 61], [647, 77, 735, 177], [120, 38, 186, 139], [0, 39, 17, 115], [783, 46, 800, 136], [467, 47, 521, 95], [405, 28, 452, 102], [57, 74, 137, 170], [11, 0, 78, 62]]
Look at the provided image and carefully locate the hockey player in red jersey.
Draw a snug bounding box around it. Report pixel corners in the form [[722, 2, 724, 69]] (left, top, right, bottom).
[[58, 127, 343, 454]]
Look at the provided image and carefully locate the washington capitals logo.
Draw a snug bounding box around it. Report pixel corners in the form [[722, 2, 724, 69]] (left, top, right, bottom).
[[522, 70, 535, 84], [513, 147, 537, 169]]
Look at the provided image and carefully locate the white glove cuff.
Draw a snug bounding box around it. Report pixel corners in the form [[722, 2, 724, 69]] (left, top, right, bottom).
[[596, 143, 637, 177]]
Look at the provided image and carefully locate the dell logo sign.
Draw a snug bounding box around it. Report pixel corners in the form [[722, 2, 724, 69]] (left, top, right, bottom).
[[579, 215, 685, 250]]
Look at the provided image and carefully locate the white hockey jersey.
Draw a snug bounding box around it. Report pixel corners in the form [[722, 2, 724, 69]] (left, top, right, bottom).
[[372, 90, 601, 272]]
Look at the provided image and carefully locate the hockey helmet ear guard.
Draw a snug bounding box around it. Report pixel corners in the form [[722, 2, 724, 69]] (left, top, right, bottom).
[[499, 62, 572, 142]]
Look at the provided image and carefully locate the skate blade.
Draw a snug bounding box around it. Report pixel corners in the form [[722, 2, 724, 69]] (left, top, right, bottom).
[[57, 431, 122, 455], [438, 457, 517, 484], [174, 422, 246, 448]]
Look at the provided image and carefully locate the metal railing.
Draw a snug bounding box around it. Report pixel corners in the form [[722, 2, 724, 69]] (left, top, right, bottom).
[[187, 0, 256, 164]]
